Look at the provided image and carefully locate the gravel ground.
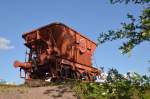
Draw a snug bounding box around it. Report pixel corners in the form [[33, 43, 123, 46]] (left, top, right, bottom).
[[0, 85, 77, 99]]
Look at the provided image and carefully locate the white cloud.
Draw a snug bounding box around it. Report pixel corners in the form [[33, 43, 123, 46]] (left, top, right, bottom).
[[0, 37, 14, 50]]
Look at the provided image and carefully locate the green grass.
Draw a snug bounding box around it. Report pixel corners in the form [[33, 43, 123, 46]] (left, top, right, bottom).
[[143, 90, 150, 99]]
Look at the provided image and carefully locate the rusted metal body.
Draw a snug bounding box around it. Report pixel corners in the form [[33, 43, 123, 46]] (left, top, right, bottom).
[[14, 22, 100, 82]]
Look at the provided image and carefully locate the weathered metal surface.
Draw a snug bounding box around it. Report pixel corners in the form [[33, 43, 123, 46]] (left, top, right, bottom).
[[14, 22, 100, 82]]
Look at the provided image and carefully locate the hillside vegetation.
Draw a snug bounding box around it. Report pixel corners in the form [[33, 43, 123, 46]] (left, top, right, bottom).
[[1, 69, 150, 99]]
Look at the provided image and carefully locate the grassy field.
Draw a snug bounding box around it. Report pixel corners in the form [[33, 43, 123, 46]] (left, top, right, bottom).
[[0, 84, 29, 94], [0, 83, 76, 99]]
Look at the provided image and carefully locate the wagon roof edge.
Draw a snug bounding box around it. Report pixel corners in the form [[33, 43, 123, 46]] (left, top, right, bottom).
[[22, 22, 97, 46]]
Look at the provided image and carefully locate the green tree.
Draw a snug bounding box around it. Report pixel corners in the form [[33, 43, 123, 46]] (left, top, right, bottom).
[[98, 0, 150, 54]]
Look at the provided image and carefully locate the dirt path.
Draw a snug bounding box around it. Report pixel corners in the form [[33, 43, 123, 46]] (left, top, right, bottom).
[[0, 85, 77, 99]]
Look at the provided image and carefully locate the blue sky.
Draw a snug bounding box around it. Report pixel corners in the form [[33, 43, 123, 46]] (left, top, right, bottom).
[[0, 0, 149, 84]]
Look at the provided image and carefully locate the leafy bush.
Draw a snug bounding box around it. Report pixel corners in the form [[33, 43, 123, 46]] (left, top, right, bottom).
[[73, 68, 150, 99]]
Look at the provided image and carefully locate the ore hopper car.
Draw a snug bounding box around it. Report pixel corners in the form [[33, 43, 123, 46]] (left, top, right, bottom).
[[14, 22, 100, 82]]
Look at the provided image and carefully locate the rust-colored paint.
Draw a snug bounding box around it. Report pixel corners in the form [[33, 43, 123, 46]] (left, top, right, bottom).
[[14, 22, 100, 81]]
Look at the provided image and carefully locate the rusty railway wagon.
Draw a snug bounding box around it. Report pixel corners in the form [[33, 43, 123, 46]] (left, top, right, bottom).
[[14, 22, 100, 82]]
